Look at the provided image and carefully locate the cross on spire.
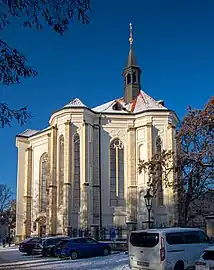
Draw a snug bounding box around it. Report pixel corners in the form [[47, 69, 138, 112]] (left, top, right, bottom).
[[129, 23, 133, 49]]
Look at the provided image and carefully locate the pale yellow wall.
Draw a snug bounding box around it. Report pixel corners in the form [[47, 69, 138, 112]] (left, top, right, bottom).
[[30, 135, 48, 233], [16, 107, 178, 238], [16, 138, 29, 239]]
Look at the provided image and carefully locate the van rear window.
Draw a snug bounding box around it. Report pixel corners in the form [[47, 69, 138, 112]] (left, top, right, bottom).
[[130, 232, 159, 247]]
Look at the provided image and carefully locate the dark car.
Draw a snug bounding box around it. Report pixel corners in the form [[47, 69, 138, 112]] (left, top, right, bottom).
[[58, 237, 111, 259], [19, 237, 41, 255], [32, 237, 47, 255], [41, 236, 70, 257]]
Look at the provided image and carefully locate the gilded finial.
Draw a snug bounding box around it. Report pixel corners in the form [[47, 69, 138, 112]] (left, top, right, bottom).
[[129, 23, 133, 49]]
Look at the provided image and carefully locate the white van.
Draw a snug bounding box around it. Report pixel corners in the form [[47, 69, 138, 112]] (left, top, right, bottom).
[[128, 227, 213, 270]]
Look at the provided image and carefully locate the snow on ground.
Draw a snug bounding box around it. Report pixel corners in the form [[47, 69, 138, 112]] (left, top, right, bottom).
[[0, 249, 130, 270]]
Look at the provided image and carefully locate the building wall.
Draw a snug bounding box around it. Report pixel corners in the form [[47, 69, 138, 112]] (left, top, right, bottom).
[[16, 139, 29, 241], [16, 107, 178, 239], [31, 135, 49, 235]]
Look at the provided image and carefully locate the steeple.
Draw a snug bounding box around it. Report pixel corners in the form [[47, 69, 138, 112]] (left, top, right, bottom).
[[123, 23, 141, 103]]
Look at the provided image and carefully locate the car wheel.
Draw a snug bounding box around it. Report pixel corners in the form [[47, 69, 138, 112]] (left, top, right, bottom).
[[70, 251, 78, 260], [103, 248, 109, 256], [174, 261, 184, 270]]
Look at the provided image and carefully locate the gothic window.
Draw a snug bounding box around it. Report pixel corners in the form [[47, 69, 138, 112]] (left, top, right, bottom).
[[127, 74, 131, 84], [110, 138, 125, 207], [58, 135, 64, 207], [39, 153, 48, 213], [156, 135, 163, 205], [73, 133, 80, 213]]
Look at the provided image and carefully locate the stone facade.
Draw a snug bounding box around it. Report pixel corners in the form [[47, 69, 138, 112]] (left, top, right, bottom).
[[15, 30, 179, 240], [16, 106, 178, 240]]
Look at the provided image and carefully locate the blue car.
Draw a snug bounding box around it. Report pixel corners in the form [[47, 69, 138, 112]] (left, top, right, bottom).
[[58, 237, 111, 260]]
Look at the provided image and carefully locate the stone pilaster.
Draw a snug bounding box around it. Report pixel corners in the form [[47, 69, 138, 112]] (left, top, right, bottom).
[[45, 134, 51, 235], [48, 126, 57, 235], [92, 126, 99, 225], [167, 123, 177, 225], [127, 127, 137, 223], [23, 147, 32, 237], [146, 121, 153, 159], [63, 121, 72, 232], [80, 122, 89, 228]]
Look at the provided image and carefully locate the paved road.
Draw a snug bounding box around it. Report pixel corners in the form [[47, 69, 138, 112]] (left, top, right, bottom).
[[0, 248, 130, 269]]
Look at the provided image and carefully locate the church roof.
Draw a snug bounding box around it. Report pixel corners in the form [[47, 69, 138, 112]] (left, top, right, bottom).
[[92, 90, 167, 114], [18, 129, 40, 137], [64, 98, 87, 108]]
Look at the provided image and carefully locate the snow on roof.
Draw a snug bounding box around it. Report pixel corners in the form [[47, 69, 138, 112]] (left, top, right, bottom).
[[64, 98, 87, 108], [92, 99, 128, 114], [92, 90, 167, 114], [18, 129, 40, 137]]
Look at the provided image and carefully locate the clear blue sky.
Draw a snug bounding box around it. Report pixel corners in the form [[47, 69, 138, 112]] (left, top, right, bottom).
[[0, 0, 213, 194]]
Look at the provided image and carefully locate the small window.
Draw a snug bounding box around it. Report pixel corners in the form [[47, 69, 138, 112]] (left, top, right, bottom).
[[77, 238, 87, 244], [57, 239, 69, 246], [130, 232, 159, 247], [29, 238, 40, 243], [133, 72, 137, 83], [127, 74, 131, 84], [112, 102, 122, 111], [202, 251, 214, 261], [45, 239, 54, 246], [85, 238, 97, 244], [166, 233, 185, 245], [199, 231, 210, 243], [183, 231, 200, 244]]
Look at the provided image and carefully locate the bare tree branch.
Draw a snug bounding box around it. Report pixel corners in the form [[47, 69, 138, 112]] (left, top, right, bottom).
[[0, 102, 31, 127], [0, 184, 13, 216], [0, 0, 91, 127], [138, 97, 214, 226]]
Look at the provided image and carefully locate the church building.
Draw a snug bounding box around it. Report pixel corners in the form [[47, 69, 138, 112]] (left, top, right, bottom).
[[16, 24, 178, 240]]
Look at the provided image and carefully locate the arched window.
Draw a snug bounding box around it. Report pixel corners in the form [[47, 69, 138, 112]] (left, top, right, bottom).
[[73, 133, 80, 214], [133, 72, 137, 84], [58, 135, 64, 207], [156, 136, 163, 205], [110, 138, 124, 207], [39, 153, 48, 213], [127, 74, 131, 84]]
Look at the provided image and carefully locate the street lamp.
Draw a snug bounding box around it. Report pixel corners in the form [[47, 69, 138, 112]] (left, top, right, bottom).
[[144, 189, 153, 229], [8, 218, 12, 247]]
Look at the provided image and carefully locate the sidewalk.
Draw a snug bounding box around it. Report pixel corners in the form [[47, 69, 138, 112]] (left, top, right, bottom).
[[0, 244, 18, 251]]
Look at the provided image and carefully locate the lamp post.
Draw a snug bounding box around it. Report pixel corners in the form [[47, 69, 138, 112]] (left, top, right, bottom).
[[8, 218, 12, 247], [144, 189, 153, 229]]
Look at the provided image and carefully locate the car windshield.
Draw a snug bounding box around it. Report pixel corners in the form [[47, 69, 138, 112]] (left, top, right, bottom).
[[130, 232, 159, 247], [22, 237, 33, 243]]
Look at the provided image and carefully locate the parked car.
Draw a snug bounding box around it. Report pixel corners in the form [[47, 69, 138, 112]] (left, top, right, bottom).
[[19, 237, 41, 255], [32, 237, 48, 255], [41, 236, 70, 257], [196, 246, 214, 270], [128, 228, 214, 270], [57, 237, 111, 259]]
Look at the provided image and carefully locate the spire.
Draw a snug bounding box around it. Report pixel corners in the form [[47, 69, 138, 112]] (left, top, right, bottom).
[[126, 23, 138, 67], [123, 23, 141, 103]]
